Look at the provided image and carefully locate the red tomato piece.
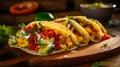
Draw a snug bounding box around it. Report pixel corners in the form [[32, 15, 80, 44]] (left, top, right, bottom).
[[54, 44, 61, 50], [28, 42, 39, 51], [48, 30, 55, 38], [24, 26, 33, 32], [29, 34, 37, 42], [55, 33, 60, 40], [102, 33, 110, 40]]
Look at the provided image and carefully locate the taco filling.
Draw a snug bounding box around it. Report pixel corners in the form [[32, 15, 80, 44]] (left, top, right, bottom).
[[68, 16, 104, 42], [9, 21, 77, 55], [90, 19, 110, 40], [54, 18, 90, 46]]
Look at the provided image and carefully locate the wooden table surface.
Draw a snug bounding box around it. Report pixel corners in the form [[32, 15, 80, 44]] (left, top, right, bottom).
[[0, 10, 120, 67], [63, 11, 120, 67], [40, 11, 120, 67], [67, 11, 120, 67]]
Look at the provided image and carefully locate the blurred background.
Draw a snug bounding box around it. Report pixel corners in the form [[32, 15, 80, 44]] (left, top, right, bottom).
[[0, 0, 120, 25], [0, 0, 120, 67]]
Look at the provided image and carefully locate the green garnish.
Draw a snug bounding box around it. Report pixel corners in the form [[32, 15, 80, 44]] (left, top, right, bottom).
[[0, 25, 15, 48], [101, 43, 108, 48], [34, 12, 54, 21], [0, 29, 5, 36], [92, 61, 106, 67], [39, 23, 44, 28], [65, 16, 73, 19], [38, 45, 52, 55], [67, 20, 73, 25], [38, 23, 44, 31], [0, 25, 15, 36], [8, 38, 16, 45], [18, 23, 26, 28], [83, 2, 110, 8]]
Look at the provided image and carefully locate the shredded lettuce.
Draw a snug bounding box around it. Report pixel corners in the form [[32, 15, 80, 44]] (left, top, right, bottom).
[[0, 25, 15, 42]]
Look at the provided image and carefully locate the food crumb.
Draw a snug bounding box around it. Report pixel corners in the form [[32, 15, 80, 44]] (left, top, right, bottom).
[[63, 55, 68, 59], [71, 50, 77, 53], [100, 43, 111, 50]]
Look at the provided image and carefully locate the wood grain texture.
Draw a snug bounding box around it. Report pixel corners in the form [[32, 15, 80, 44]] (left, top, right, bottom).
[[0, 29, 120, 67], [29, 29, 120, 66]]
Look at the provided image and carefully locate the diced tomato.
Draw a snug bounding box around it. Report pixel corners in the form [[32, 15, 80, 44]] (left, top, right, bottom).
[[40, 33, 45, 38], [55, 33, 60, 40], [54, 44, 61, 50], [40, 29, 57, 39], [23, 27, 28, 32], [40, 29, 66, 51], [24, 24, 39, 32], [40, 29, 49, 38], [33, 24, 39, 30], [102, 33, 110, 40], [48, 30, 55, 38], [29, 34, 37, 42], [54, 39, 65, 50], [28, 42, 39, 51], [24, 26, 33, 32]]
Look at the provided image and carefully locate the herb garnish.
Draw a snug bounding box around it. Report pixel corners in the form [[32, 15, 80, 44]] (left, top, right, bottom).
[[18, 23, 26, 29], [0, 25, 15, 48], [92, 61, 106, 67], [101, 43, 108, 48], [65, 16, 73, 19]]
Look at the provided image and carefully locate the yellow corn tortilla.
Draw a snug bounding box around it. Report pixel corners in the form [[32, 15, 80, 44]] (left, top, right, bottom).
[[9, 21, 79, 55], [90, 19, 107, 33], [54, 18, 90, 46], [70, 16, 103, 42]]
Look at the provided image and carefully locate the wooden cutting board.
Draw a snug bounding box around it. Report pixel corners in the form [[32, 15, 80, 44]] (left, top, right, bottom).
[[0, 29, 120, 67], [29, 29, 120, 66]]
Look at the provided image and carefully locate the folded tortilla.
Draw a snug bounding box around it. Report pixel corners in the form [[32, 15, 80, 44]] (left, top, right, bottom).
[[54, 18, 90, 46], [8, 21, 79, 55], [89, 19, 111, 40], [90, 19, 107, 33], [69, 16, 104, 42]]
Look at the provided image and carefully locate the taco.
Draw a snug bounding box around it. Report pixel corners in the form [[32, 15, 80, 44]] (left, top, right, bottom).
[[54, 18, 90, 46], [68, 16, 106, 42], [8, 21, 79, 55], [89, 19, 110, 40]]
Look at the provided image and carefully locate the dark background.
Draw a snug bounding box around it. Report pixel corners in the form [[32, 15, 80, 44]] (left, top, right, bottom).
[[0, 0, 120, 25]]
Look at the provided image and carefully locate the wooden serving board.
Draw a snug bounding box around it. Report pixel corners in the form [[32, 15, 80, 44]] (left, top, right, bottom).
[[28, 29, 120, 66], [0, 29, 120, 67]]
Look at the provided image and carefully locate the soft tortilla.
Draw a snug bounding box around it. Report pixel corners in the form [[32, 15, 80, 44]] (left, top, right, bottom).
[[54, 18, 90, 46], [70, 16, 103, 42], [9, 21, 79, 55]]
